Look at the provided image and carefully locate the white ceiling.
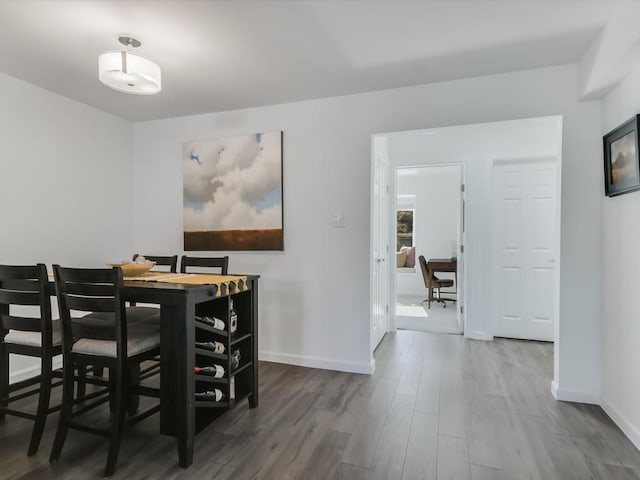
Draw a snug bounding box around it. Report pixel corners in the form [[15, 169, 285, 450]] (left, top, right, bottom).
[[0, 0, 619, 121]]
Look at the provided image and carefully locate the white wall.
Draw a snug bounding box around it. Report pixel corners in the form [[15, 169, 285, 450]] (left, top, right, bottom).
[[132, 64, 603, 401], [396, 166, 460, 297], [0, 72, 133, 382], [601, 63, 640, 448]]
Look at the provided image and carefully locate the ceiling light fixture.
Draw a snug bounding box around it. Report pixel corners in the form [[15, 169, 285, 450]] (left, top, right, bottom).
[[98, 35, 161, 95]]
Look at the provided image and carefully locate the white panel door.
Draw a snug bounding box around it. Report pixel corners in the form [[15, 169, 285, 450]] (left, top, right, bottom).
[[493, 161, 557, 341], [379, 158, 390, 347], [372, 153, 390, 351]]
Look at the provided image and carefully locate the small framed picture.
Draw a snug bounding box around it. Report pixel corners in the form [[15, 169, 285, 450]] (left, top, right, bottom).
[[604, 114, 640, 197]]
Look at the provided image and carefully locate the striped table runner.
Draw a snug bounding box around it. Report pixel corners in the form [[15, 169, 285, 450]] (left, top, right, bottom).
[[124, 272, 249, 296]]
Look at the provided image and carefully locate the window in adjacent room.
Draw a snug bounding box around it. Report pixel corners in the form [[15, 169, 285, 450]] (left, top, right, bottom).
[[396, 209, 414, 250]]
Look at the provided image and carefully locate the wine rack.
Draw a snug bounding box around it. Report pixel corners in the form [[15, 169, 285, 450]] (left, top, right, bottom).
[[193, 286, 256, 433]]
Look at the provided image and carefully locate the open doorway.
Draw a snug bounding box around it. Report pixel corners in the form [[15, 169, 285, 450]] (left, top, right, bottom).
[[394, 165, 464, 334], [370, 116, 563, 380]]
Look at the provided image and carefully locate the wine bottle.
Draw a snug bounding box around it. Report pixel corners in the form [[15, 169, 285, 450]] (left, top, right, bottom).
[[195, 389, 225, 402], [230, 300, 238, 333], [230, 349, 241, 371], [195, 315, 226, 331], [195, 341, 225, 354], [194, 364, 225, 378]]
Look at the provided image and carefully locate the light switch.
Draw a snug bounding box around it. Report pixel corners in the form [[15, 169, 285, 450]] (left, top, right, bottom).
[[332, 213, 347, 228]]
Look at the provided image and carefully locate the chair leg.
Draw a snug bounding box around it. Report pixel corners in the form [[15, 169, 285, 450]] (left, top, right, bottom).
[[76, 365, 87, 399], [28, 356, 52, 455], [127, 364, 140, 416], [104, 362, 127, 477], [0, 343, 7, 422], [50, 358, 75, 463], [109, 368, 116, 414]]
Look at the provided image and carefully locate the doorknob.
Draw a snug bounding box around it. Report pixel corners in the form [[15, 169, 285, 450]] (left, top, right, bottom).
[[377, 258, 385, 263]]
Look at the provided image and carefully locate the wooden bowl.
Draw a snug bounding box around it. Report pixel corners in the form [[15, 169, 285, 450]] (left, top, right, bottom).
[[107, 261, 156, 276]]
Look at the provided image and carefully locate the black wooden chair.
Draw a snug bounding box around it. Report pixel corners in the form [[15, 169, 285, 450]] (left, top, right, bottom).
[[132, 254, 178, 273], [129, 255, 177, 380], [129, 253, 178, 315], [180, 255, 229, 275], [0, 263, 63, 455], [50, 265, 161, 477]]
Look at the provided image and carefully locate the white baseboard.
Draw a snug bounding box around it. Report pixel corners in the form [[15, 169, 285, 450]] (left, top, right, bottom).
[[550, 380, 600, 404], [15, 351, 376, 383], [10, 357, 63, 384], [259, 351, 375, 374], [465, 330, 493, 341], [551, 380, 558, 398], [601, 398, 640, 452]]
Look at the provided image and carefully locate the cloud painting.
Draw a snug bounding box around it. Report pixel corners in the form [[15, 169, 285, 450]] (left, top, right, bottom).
[[183, 131, 283, 251]]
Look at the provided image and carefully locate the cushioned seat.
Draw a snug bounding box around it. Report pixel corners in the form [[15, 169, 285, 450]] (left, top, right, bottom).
[[71, 323, 160, 358], [126, 306, 160, 324], [79, 306, 160, 326], [433, 276, 454, 288], [4, 319, 62, 347]]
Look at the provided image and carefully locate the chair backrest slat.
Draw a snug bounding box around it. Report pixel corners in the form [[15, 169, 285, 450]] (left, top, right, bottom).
[[0, 289, 41, 306], [0, 265, 39, 281], [0, 264, 52, 346], [56, 268, 114, 284], [133, 254, 178, 273], [1, 314, 41, 332], [65, 296, 117, 313], [0, 279, 39, 292], [64, 282, 115, 297], [180, 255, 229, 275]]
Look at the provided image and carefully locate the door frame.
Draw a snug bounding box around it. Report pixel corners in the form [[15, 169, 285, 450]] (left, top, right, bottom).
[[490, 156, 562, 344], [391, 163, 466, 335], [371, 116, 563, 394], [370, 133, 468, 358]]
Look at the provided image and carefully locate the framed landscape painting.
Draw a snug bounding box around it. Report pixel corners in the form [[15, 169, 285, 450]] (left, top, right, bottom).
[[604, 115, 640, 197], [183, 131, 284, 250]]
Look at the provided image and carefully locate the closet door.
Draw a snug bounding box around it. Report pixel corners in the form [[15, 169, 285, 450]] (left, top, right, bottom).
[[493, 160, 557, 341]]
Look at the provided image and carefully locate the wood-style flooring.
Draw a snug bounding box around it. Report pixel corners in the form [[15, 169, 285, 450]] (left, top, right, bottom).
[[2, 330, 640, 479]]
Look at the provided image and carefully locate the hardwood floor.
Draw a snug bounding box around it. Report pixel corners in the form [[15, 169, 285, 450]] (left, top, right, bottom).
[[2, 330, 640, 479]]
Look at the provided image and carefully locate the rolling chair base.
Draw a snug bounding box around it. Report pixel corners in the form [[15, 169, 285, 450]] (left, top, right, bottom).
[[425, 289, 457, 309]]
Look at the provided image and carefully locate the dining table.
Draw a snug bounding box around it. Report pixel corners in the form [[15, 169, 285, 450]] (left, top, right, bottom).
[[48, 272, 260, 468]]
